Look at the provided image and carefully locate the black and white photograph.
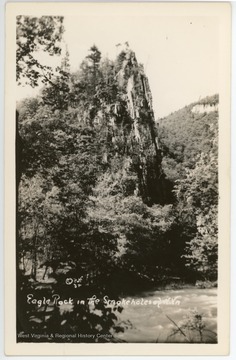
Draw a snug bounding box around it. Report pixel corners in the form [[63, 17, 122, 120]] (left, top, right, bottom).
[[4, 2, 231, 356]]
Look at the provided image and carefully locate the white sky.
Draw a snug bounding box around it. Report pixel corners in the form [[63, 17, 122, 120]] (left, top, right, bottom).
[[17, 14, 219, 119]]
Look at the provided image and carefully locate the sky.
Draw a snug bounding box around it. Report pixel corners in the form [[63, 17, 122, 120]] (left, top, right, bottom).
[[17, 14, 219, 119]]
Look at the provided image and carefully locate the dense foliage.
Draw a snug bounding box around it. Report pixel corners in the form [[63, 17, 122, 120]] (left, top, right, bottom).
[[159, 97, 218, 280], [16, 16, 64, 87], [16, 17, 218, 341]]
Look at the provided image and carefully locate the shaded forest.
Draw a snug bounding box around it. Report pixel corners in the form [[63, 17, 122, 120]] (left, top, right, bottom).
[[16, 16, 218, 342]]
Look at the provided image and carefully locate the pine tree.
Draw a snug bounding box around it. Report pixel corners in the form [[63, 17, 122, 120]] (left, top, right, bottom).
[[41, 47, 71, 111]]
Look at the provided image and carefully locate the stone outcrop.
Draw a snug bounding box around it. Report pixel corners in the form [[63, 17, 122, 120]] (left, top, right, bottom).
[[191, 103, 218, 114], [94, 47, 173, 205]]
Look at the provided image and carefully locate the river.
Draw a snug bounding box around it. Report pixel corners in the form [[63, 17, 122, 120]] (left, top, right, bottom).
[[114, 287, 217, 343]]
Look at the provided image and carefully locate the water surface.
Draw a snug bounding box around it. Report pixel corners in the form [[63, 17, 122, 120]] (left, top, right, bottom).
[[114, 288, 217, 343]]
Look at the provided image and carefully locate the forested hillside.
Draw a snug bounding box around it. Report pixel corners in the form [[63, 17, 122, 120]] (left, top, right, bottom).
[[159, 95, 218, 282], [16, 16, 218, 342], [159, 94, 218, 181]]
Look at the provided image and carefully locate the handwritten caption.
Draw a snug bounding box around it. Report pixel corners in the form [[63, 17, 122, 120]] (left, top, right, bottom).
[[26, 294, 181, 308]]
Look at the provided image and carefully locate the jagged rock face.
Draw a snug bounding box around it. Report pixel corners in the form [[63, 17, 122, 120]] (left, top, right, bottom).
[[93, 48, 173, 205], [191, 103, 218, 114]]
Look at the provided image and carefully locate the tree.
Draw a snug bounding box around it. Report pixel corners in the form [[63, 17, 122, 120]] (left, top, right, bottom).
[[41, 49, 71, 111], [86, 45, 101, 86], [17, 106, 124, 340], [16, 15, 64, 192], [78, 45, 102, 97], [174, 124, 218, 280], [89, 168, 179, 288], [16, 16, 64, 87], [18, 174, 64, 279]]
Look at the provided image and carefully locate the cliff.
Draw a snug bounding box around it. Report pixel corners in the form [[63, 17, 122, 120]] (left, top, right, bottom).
[[85, 47, 173, 205]]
